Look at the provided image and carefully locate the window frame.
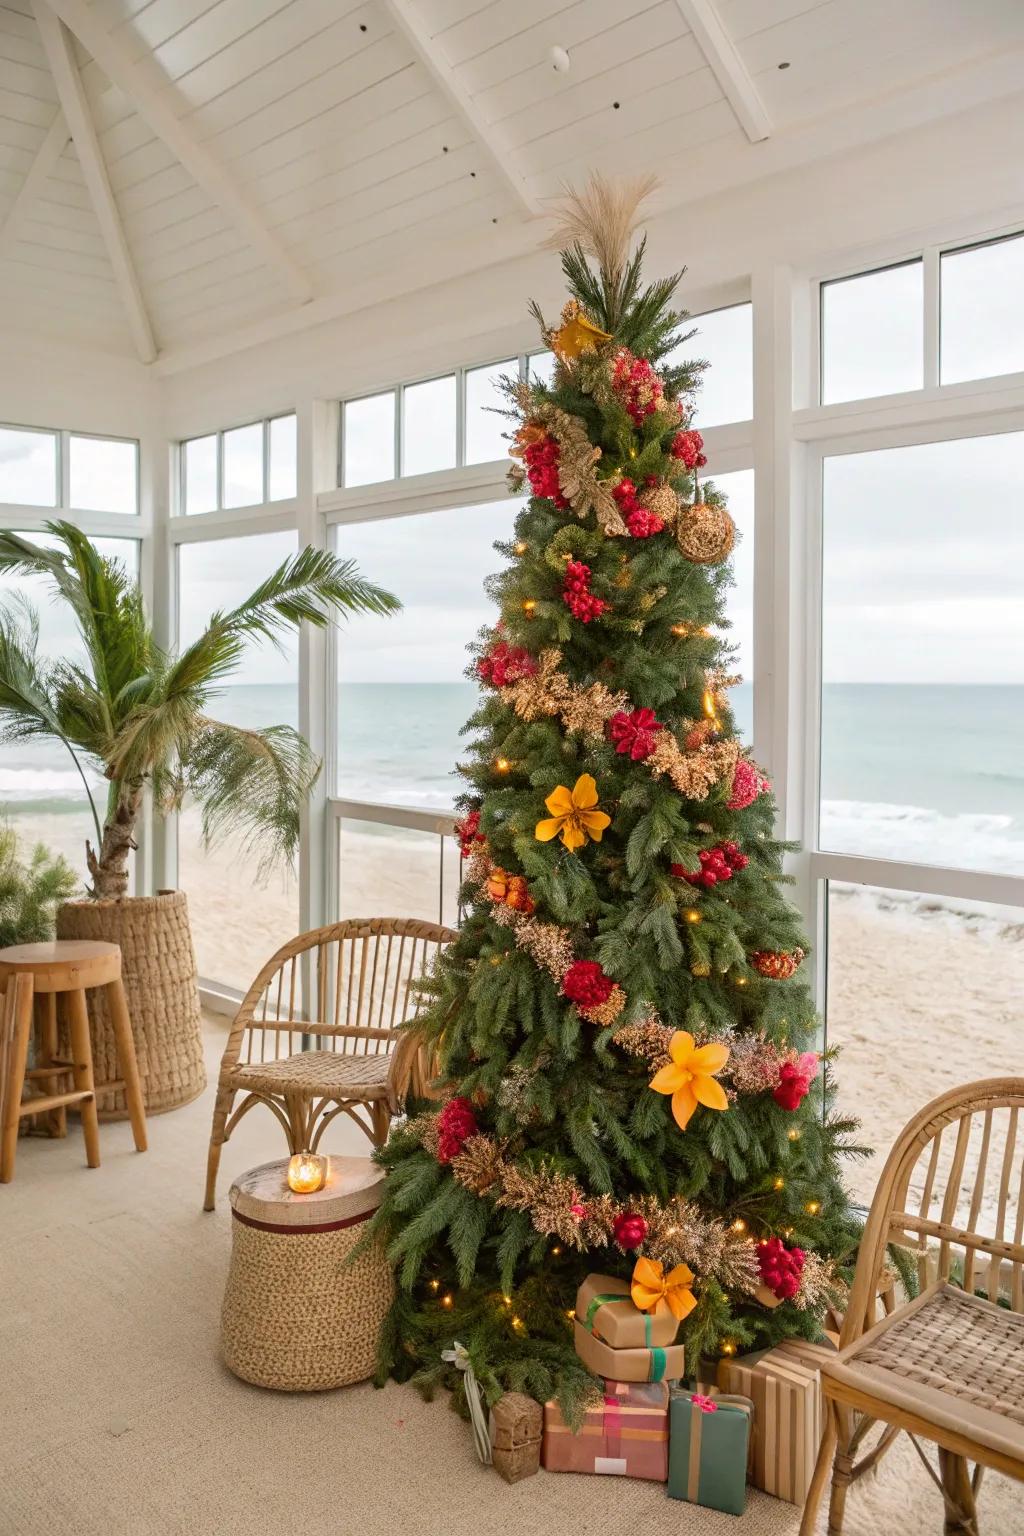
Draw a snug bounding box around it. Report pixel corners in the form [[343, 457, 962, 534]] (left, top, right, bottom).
[[178, 411, 298, 518], [0, 421, 140, 525]]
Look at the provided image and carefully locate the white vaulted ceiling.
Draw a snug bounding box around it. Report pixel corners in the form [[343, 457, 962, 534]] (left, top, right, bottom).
[[0, 0, 1022, 367]]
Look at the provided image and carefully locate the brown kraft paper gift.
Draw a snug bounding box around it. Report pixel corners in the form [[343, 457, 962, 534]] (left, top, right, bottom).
[[573, 1319, 685, 1385], [575, 1273, 680, 1350], [542, 1380, 669, 1479]]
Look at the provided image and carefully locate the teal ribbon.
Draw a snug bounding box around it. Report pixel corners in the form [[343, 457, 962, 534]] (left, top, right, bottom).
[[584, 1292, 653, 1346], [648, 1347, 667, 1382]]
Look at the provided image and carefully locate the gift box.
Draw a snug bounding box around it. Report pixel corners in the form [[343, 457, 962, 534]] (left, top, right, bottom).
[[489, 1392, 542, 1483], [574, 1319, 685, 1385], [717, 1341, 825, 1504], [575, 1273, 680, 1350], [668, 1388, 753, 1516], [542, 1380, 669, 1479]]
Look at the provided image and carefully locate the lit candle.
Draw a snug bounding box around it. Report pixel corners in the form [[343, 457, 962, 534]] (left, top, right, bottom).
[[287, 1151, 328, 1194]]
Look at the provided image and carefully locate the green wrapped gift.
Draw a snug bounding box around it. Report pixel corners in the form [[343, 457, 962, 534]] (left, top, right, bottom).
[[668, 1387, 753, 1516]]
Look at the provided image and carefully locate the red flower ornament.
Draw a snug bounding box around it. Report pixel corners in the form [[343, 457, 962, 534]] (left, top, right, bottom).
[[561, 960, 615, 1008], [757, 1237, 805, 1301], [612, 1211, 649, 1250], [607, 707, 662, 762], [436, 1096, 478, 1163], [670, 430, 707, 469]]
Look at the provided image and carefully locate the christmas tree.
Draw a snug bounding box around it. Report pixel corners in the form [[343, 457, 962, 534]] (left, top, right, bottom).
[[372, 177, 859, 1418]]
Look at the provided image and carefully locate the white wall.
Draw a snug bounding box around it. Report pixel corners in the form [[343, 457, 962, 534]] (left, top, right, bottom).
[[0, 330, 159, 441], [155, 89, 1024, 439]]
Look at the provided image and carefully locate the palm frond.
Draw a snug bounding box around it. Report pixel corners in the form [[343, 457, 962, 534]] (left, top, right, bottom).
[[184, 717, 322, 876]]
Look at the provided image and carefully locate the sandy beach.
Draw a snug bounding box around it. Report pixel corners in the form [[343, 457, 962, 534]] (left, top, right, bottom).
[[10, 809, 1023, 1209]]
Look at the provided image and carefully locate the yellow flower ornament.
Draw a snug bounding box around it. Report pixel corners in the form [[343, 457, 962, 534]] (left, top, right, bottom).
[[535, 773, 610, 852], [650, 1030, 730, 1131]]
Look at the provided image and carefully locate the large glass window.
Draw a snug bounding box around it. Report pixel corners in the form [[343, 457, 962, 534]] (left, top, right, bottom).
[[337, 816, 460, 929], [403, 375, 456, 477], [713, 468, 753, 743], [334, 500, 518, 811], [666, 304, 753, 428], [825, 881, 1022, 1207], [342, 392, 395, 488], [941, 233, 1024, 385], [465, 361, 514, 465], [176, 530, 300, 991], [0, 426, 57, 507], [0, 535, 139, 879], [68, 434, 137, 515], [819, 431, 1024, 877], [180, 414, 296, 514], [821, 261, 923, 404]]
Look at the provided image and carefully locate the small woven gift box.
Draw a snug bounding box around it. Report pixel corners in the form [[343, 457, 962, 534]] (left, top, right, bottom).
[[575, 1273, 681, 1350], [668, 1387, 753, 1516], [542, 1380, 669, 1479], [717, 1338, 831, 1504], [489, 1393, 542, 1483]]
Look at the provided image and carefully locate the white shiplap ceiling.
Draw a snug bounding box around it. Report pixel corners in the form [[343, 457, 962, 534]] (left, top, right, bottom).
[[0, 0, 1022, 366]]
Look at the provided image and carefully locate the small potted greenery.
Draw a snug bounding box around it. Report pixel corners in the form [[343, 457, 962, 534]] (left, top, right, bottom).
[[0, 523, 397, 1115]]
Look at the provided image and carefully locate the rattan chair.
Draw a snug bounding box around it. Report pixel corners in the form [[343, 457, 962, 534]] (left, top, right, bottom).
[[203, 917, 455, 1210], [800, 1077, 1024, 1536]]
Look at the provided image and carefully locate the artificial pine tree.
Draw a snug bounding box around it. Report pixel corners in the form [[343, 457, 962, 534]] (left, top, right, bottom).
[[372, 178, 860, 1421]]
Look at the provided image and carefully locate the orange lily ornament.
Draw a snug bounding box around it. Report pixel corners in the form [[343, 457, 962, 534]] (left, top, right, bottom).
[[630, 1256, 697, 1321], [649, 1030, 730, 1131], [535, 773, 611, 852]]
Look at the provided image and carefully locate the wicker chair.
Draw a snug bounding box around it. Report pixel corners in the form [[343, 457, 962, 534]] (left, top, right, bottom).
[[800, 1077, 1024, 1536], [203, 918, 455, 1210]]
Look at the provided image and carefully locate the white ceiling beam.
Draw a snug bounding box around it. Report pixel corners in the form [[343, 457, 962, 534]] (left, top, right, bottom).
[[40, 0, 313, 305], [32, 4, 157, 364], [675, 0, 771, 144], [380, 0, 540, 218], [0, 108, 69, 261]]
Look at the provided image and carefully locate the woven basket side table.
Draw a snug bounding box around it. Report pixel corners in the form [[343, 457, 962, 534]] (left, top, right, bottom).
[[222, 1157, 393, 1392]]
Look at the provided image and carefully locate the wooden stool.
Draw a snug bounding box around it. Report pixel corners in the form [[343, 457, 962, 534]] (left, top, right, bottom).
[[0, 941, 147, 1183]]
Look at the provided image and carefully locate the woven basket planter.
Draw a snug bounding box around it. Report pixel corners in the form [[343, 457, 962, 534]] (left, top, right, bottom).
[[56, 890, 205, 1118], [222, 1157, 393, 1391]]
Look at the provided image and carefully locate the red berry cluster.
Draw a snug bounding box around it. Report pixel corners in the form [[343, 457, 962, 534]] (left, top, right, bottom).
[[523, 434, 568, 509], [436, 1095, 478, 1163], [607, 707, 662, 761], [477, 641, 538, 687], [757, 1237, 806, 1301], [561, 959, 615, 1007], [610, 348, 665, 425], [562, 560, 608, 624], [670, 429, 707, 469], [773, 1060, 813, 1111], [612, 1211, 648, 1250], [672, 840, 748, 889], [455, 808, 485, 857]]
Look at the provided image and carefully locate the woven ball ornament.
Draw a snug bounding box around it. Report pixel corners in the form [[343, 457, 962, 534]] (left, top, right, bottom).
[[638, 481, 679, 524], [676, 501, 736, 565]]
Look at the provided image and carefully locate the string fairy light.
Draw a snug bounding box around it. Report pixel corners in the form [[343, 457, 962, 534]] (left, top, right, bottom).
[[495, 757, 511, 774]]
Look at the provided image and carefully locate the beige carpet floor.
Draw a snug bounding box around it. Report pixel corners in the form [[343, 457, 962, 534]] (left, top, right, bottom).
[[2, 1015, 1020, 1536]]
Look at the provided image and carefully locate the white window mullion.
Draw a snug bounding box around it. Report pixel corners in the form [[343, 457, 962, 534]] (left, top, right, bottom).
[[923, 243, 941, 389]]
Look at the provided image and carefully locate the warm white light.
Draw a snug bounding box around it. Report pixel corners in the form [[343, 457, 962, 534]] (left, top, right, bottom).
[[287, 1151, 328, 1194]]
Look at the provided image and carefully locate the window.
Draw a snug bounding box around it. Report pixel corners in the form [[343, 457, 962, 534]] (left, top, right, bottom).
[[334, 500, 519, 809], [0, 534, 138, 878], [176, 530, 299, 991], [180, 414, 297, 514], [825, 881, 1022, 1207], [342, 392, 395, 488], [0, 426, 57, 506], [465, 361, 514, 465], [527, 351, 556, 387], [941, 233, 1024, 385], [687, 304, 753, 427], [821, 261, 923, 403], [819, 431, 1024, 878], [712, 468, 753, 743], [403, 375, 456, 477], [337, 815, 460, 929], [68, 434, 137, 515]]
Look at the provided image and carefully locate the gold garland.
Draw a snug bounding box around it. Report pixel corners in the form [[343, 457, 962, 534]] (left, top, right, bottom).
[[509, 388, 629, 537]]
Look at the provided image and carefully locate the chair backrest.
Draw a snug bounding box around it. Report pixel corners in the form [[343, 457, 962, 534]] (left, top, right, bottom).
[[227, 918, 457, 1067], [846, 1077, 1024, 1343]]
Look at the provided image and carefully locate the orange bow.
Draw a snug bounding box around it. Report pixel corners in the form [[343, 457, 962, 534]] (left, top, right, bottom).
[[630, 1255, 697, 1321]]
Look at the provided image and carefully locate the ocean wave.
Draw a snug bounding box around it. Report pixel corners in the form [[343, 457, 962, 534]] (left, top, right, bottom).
[[821, 799, 1024, 878]]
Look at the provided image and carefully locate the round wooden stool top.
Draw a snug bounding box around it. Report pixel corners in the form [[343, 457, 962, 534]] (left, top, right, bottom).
[[229, 1157, 386, 1233], [0, 940, 122, 993]]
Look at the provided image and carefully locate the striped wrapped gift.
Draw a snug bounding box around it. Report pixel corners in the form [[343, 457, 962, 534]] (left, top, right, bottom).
[[542, 1380, 670, 1480], [717, 1341, 827, 1504]]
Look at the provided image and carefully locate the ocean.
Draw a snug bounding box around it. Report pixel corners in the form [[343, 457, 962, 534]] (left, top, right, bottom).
[[4, 681, 1024, 883]]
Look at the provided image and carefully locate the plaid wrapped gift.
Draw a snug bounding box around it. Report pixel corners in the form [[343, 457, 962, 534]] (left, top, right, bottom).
[[575, 1273, 681, 1350], [542, 1380, 669, 1479], [718, 1339, 828, 1504], [668, 1388, 753, 1516], [574, 1319, 685, 1384]]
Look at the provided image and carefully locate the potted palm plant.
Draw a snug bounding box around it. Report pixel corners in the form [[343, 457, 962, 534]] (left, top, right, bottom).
[[0, 522, 398, 1115]]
